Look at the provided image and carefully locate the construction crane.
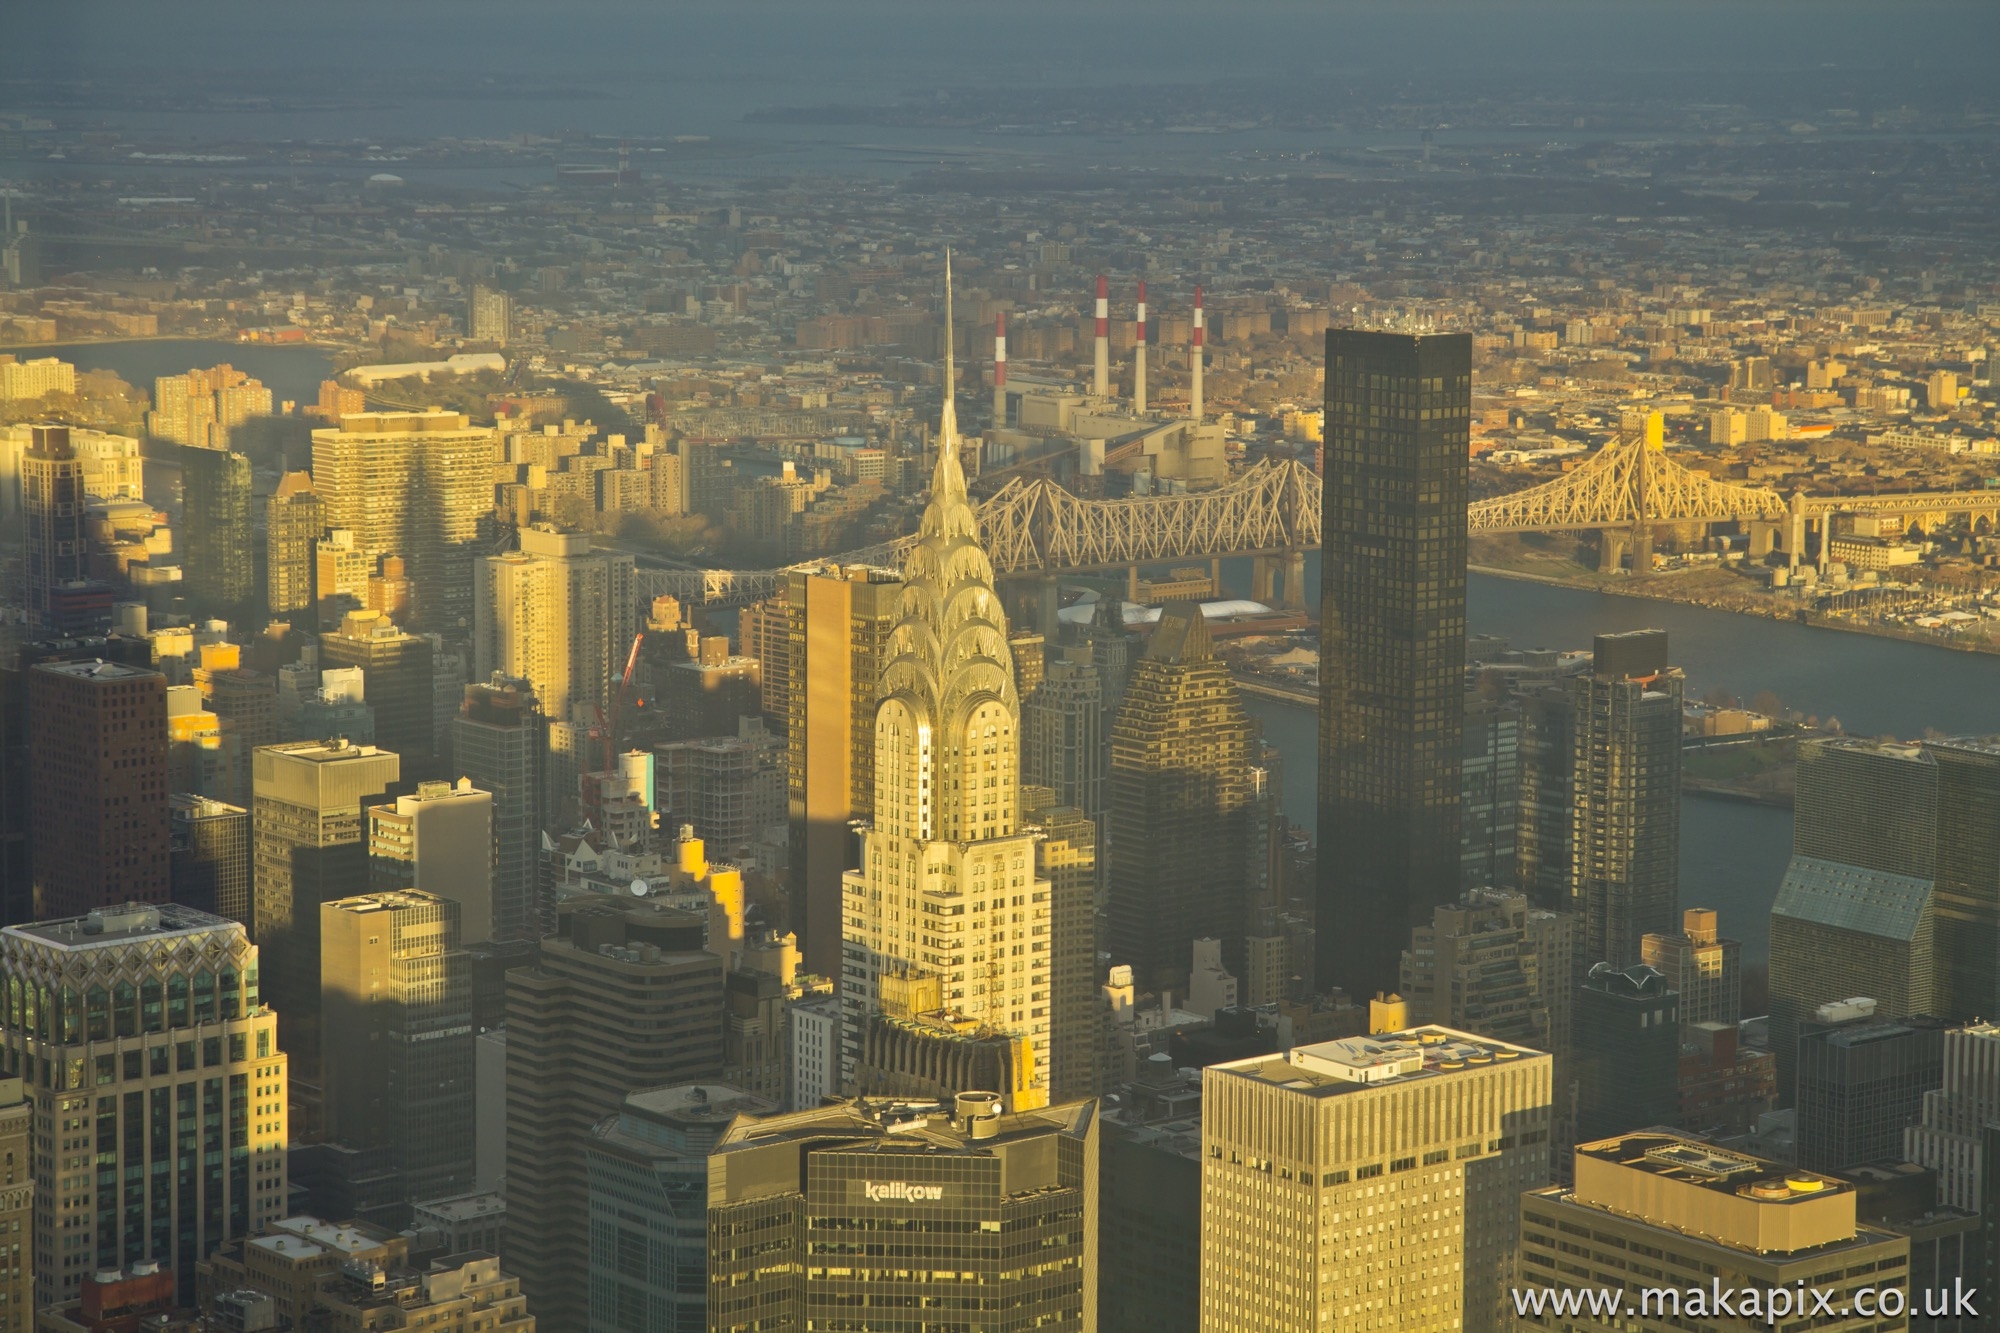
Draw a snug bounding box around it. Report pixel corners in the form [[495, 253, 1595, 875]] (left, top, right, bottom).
[[591, 631, 648, 774]]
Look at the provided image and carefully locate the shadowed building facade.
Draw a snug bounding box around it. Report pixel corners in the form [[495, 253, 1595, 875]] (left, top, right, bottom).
[[1107, 604, 1251, 993], [1317, 329, 1471, 1002]]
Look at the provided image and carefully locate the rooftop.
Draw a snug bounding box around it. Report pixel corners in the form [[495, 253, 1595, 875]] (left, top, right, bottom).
[[1207, 1026, 1546, 1097], [9, 902, 235, 951], [31, 658, 159, 682]]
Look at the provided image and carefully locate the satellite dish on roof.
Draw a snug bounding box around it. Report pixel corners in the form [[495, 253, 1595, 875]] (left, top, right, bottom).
[[629, 879, 649, 897]]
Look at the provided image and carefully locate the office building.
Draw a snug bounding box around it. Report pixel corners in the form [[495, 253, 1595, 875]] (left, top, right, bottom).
[[250, 738, 399, 1094], [504, 896, 723, 1331], [655, 718, 785, 867], [180, 449, 253, 614], [168, 795, 250, 923], [838, 342, 1053, 1106], [1399, 887, 1575, 1066], [321, 890, 475, 1216], [1099, 1059, 1202, 1333], [367, 779, 494, 945], [1906, 1022, 2000, 1212], [1460, 691, 1519, 890], [1931, 740, 2000, 1022], [469, 285, 512, 345], [787, 993, 839, 1111], [1769, 739, 1940, 1093], [22, 425, 89, 632], [451, 678, 541, 946], [194, 645, 277, 810], [781, 564, 902, 979], [1022, 787, 1101, 1104], [1023, 641, 1106, 834], [264, 472, 322, 620], [1514, 681, 1573, 907], [0, 1079, 24, 1330], [1567, 630, 1683, 966], [310, 410, 495, 635], [706, 1096, 1096, 1333], [0, 903, 288, 1306], [1202, 1028, 1551, 1333], [1575, 962, 1679, 1144], [1641, 907, 1741, 1032], [0, 671, 28, 929], [30, 660, 170, 919], [586, 1083, 772, 1333], [1795, 1014, 1946, 1174], [319, 610, 435, 772], [1107, 603, 1251, 991], [314, 530, 370, 629], [659, 639, 761, 744], [473, 526, 636, 733], [1517, 1132, 1908, 1332], [1317, 330, 1471, 1001]]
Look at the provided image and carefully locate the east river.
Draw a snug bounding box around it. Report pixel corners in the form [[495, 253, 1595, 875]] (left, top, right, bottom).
[[1238, 563, 2000, 964]]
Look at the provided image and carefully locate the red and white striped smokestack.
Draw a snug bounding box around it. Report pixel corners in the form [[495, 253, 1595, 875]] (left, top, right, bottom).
[[993, 311, 1007, 425], [1134, 280, 1148, 414], [1191, 284, 1205, 423], [1093, 274, 1110, 399]]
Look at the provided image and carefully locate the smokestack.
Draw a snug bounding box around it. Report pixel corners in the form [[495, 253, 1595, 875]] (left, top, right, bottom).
[[1094, 274, 1109, 399], [1191, 284, 1205, 422], [993, 311, 1007, 426], [1134, 280, 1148, 414]]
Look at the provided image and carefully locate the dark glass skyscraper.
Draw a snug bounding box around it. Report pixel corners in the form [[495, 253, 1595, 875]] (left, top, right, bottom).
[[1316, 329, 1471, 1001], [181, 447, 254, 614]]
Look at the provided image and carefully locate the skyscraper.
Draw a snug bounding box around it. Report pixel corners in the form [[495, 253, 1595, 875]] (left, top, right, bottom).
[[1640, 906, 1741, 1032], [1317, 329, 1471, 1002], [782, 565, 902, 980], [250, 738, 399, 1100], [1022, 641, 1106, 836], [584, 1083, 773, 1333], [169, 794, 251, 923], [504, 897, 723, 1332], [1202, 1028, 1551, 1333], [321, 890, 475, 1215], [473, 525, 636, 734], [1905, 1022, 2000, 1212], [0, 670, 29, 927], [1518, 1133, 1907, 1333], [450, 677, 541, 945], [319, 610, 435, 772], [1514, 680, 1575, 906], [1460, 691, 1519, 889], [21, 425, 88, 631], [838, 279, 1053, 1104], [1399, 887, 1574, 1059], [0, 1079, 27, 1327], [1022, 786, 1101, 1104], [1106, 603, 1251, 991], [1569, 630, 1683, 967], [1575, 962, 1680, 1144], [265, 471, 323, 619], [29, 660, 170, 919], [0, 902, 288, 1306], [1796, 1014, 1946, 1175], [469, 285, 512, 345], [180, 448, 253, 613], [310, 410, 495, 635], [654, 717, 785, 863], [1930, 740, 2000, 1021], [1769, 738, 1941, 1091], [706, 1096, 1097, 1333], [367, 779, 494, 944]]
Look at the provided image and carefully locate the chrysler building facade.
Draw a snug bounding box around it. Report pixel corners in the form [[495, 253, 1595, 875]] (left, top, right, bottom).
[[839, 261, 1053, 1109]]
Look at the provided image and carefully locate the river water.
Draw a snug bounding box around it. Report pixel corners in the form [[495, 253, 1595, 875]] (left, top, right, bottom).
[[1236, 560, 2000, 963]]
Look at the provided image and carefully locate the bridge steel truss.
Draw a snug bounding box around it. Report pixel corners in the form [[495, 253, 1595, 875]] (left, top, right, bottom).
[[634, 435, 1996, 606]]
